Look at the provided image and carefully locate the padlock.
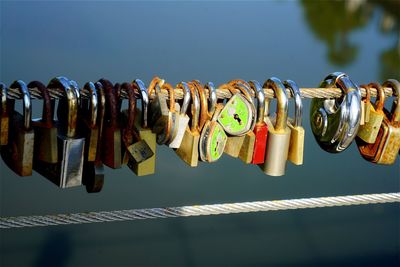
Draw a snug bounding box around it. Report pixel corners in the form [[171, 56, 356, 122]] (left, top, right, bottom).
[[199, 103, 227, 162], [220, 83, 255, 158], [248, 80, 268, 164], [0, 82, 9, 146], [29, 81, 58, 164], [356, 83, 385, 144], [99, 78, 122, 169], [79, 82, 99, 162], [259, 77, 291, 176], [310, 72, 361, 153], [198, 81, 217, 131], [35, 77, 85, 188], [357, 79, 400, 165], [1, 80, 34, 176], [149, 78, 178, 145], [119, 82, 154, 167], [168, 82, 191, 148], [130, 79, 157, 176], [83, 81, 105, 193], [284, 80, 305, 165], [175, 81, 201, 167]]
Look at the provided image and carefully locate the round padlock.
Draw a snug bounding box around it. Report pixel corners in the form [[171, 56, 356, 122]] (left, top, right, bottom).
[[310, 72, 361, 153]]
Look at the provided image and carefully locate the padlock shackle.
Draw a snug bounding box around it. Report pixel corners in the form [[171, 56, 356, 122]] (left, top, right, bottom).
[[204, 82, 217, 115], [367, 82, 385, 112], [360, 84, 372, 107], [161, 82, 176, 112], [228, 80, 254, 104], [192, 80, 208, 130], [284, 80, 303, 127], [187, 82, 200, 132], [121, 82, 138, 145], [98, 79, 118, 130], [28, 81, 53, 128], [1, 83, 7, 117], [10, 80, 32, 130], [69, 80, 81, 107], [264, 78, 288, 132], [248, 80, 265, 125], [83, 82, 98, 129], [176, 82, 191, 115], [94, 81, 106, 164], [383, 79, 400, 123], [132, 79, 149, 128]]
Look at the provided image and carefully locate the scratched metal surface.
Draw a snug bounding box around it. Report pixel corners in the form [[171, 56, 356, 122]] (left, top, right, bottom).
[[0, 1, 399, 266]]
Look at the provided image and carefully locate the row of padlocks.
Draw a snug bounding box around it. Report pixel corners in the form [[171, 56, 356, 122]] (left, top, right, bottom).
[[0, 72, 399, 193]]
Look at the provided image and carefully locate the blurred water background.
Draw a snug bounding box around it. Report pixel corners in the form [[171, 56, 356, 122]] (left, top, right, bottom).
[[0, 1, 399, 266]]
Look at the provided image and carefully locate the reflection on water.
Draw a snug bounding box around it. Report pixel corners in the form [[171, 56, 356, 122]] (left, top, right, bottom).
[[301, 0, 400, 80]]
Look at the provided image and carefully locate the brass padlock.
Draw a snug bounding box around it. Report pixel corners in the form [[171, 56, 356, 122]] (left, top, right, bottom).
[[284, 80, 305, 165], [0, 82, 9, 146], [30, 81, 58, 164], [175, 81, 201, 167], [1, 80, 34, 176], [310, 72, 361, 153], [168, 82, 191, 148], [248, 80, 268, 164], [130, 79, 157, 176], [357, 79, 400, 164], [120, 82, 154, 166], [99, 79, 122, 169], [356, 83, 385, 144], [259, 77, 291, 176]]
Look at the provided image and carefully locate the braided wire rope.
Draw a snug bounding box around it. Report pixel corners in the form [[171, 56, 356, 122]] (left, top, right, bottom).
[[1, 192, 399, 229]]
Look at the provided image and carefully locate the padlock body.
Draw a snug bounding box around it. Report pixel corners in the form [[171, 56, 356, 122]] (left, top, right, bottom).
[[57, 135, 85, 188], [356, 104, 384, 144], [0, 115, 8, 145], [200, 121, 227, 162], [238, 131, 256, 164], [251, 123, 268, 164], [224, 136, 245, 157], [260, 118, 291, 176], [126, 140, 154, 164], [102, 125, 121, 169], [287, 122, 305, 165], [176, 127, 200, 167], [82, 161, 104, 193], [218, 94, 253, 136], [1, 112, 34, 176], [33, 122, 58, 163], [85, 127, 99, 162], [131, 108, 157, 176]]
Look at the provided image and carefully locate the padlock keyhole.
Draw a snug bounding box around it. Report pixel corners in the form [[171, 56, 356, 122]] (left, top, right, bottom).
[[233, 114, 242, 125]]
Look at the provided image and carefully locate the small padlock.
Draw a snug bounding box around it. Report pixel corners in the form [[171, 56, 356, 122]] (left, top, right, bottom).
[[30, 81, 58, 164], [120, 82, 154, 166], [248, 80, 268, 164], [357, 79, 400, 165], [198, 81, 217, 131], [130, 79, 157, 176], [0, 82, 9, 146], [356, 83, 385, 144], [99, 79, 122, 169], [175, 81, 201, 167], [284, 80, 305, 165], [199, 103, 227, 163], [259, 77, 291, 176], [168, 82, 191, 148], [1, 80, 34, 176], [310, 72, 361, 153], [83, 81, 105, 193]]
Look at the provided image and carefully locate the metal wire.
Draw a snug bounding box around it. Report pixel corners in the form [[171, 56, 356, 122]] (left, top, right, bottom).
[[1, 192, 398, 229], [3, 84, 396, 100]]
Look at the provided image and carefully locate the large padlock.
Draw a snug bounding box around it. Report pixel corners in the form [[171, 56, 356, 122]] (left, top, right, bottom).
[[248, 80, 268, 164], [356, 83, 385, 144], [310, 72, 361, 153], [284, 80, 305, 165], [130, 79, 157, 176], [1, 80, 34, 176], [357, 79, 400, 164], [99, 78, 122, 169], [175, 81, 201, 167], [168, 82, 191, 148], [119, 82, 154, 167], [259, 77, 291, 176], [83, 81, 105, 193], [30, 81, 58, 164], [0, 82, 9, 146]]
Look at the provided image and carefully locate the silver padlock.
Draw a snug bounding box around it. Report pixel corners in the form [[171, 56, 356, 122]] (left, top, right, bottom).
[[310, 72, 361, 153], [260, 77, 291, 176]]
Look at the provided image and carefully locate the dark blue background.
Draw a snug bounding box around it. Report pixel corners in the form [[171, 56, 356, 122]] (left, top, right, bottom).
[[1, 1, 399, 266]]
